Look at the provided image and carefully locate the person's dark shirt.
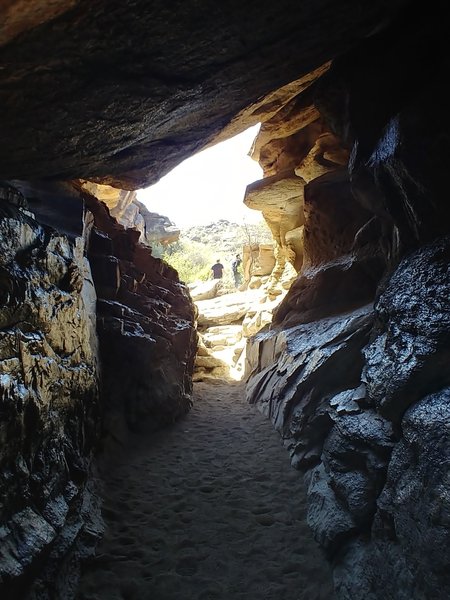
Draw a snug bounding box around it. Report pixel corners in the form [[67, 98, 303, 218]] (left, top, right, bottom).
[[211, 262, 224, 278]]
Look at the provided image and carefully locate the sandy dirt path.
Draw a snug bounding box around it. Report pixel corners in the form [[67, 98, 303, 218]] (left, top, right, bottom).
[[77, 380, 334, 600]]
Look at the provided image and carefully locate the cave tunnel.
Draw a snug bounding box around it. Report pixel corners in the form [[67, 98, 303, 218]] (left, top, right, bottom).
[[1, 1, 450, 599]]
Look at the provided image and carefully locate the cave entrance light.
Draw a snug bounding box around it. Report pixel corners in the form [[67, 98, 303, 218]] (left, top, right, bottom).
[[136, 124, 278, 382]]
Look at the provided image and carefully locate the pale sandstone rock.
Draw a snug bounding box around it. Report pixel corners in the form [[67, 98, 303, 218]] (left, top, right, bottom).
[[242, 309, 273, 337], [257, 121, 325, 178], [241, 293, 287, 337], [248, 276, 263, 289], [135, 201, 180, 246], [193, 365, 230, 382], [189, 279, 223, 302], [244, 171, 305, 219], [196, 290, 265, 327], [195, 354, 227, 369], [250, 96, 321, 163], [196, 340, 210, 356], [295, 132, 349, 183], [80, 181, 137, 221], [79, 181, 179, 247], [202, 325, 243, 348], [244, 171, 306, 294], [211, 63, 330, 148], [243, 244, 276, 281]]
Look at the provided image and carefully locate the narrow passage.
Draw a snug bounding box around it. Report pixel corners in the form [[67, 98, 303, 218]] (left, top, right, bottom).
[[77, 381, 334, 600]]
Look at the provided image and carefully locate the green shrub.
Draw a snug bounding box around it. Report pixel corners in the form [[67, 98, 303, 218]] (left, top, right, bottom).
[[155, 239, 216, 284]]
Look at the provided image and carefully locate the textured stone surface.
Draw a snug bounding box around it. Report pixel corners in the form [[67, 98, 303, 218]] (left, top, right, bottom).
[[246, 102, 352, 297], [295, 132, 349, 183], [0, 199, 101, 598], [0, 1, 407, 188], [1, 2, 450, 599], [247, 236, 450, 599], [333, 388, 450, 600], [242, 244, 276, 285], [364, 236, 450, 423], [315, 4, 450, 254], [0, 0, 78, 46], [273, 169, 385, 328], [249, 76, 325, 164], [0, 180, 197, 597], [244, 171, 305, 292], [196, 289, 265, 328], [135, 202, 180, 246], [83, 189, 197, 440], [246, 305, 373, 464], [80, 182, 180, 247], [371, 388, 450, 599], [188, 279, 223, 302]]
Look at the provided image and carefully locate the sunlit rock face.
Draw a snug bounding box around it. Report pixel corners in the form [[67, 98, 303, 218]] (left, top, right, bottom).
[[0, 192, 101, 599], [244, 94, 351, 295], [79, 182, 180, 247], [272, 168, 385, 328], [242, 243, 275, 288], [134, 203, 180, 247]]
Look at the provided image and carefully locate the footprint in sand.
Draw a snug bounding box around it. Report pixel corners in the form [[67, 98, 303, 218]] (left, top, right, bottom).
[[76, 381, 334, 600], [175, 556, 199, 576], [255, 514, 275, 526]]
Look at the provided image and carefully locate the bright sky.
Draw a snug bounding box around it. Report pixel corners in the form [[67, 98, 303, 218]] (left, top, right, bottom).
[[137, 124, 263, 229]]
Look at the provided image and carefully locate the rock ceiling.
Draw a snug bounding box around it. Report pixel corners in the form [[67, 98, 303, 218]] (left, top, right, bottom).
[[0, 0, 408, 189]]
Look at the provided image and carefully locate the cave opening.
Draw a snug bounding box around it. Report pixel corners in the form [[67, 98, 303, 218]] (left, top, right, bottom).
[[2, 1, 450, 599], [134, 124, 285, 382]]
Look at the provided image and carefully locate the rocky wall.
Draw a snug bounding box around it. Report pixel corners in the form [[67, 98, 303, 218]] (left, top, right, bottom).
[[0, 192, 101, 599], [246, 7, 450, 599], [81, 187, 197, 445], [79, 182, 180, 247], [0, 181, 197, 598], [0, 1, 406, 188]]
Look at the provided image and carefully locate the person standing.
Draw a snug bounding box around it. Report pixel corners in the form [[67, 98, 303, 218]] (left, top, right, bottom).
[[211, 259, 224, 279], [231, 253, 242, 287]]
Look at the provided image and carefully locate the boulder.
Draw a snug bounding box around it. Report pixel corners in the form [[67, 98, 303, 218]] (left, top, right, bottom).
[[196, 290, 264, 327], [202, 325, 243, 348], [189, 279, 223, 302], [364, 236, 450, 422]]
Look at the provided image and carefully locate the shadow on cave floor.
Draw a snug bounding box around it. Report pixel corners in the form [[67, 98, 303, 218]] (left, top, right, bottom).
[[77, 380, 334, 600]]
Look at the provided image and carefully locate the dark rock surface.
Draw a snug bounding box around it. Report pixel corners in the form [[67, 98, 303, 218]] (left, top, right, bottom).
[[244, 9, 450, 596], [0, 197, 102, 599], [246, 305, 374, 469], [82, 188, 197, 444], [364, 236, 450, 423], [0, 0, 407, 188], [332, 388, 450, 600], [247, 236, 450, 599], [273, 169, 385, 328], [0, 181, 197, 598]]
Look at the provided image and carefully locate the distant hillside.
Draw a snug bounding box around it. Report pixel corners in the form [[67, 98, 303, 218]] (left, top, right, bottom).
[[152, 219, 274, 285], [181, 219, 273, 258]]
